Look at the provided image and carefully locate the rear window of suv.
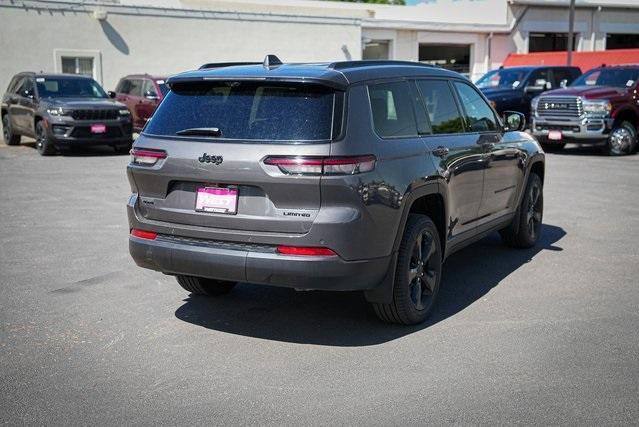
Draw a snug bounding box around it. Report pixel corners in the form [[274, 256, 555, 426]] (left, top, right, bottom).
[[144, 81, 337, 141]]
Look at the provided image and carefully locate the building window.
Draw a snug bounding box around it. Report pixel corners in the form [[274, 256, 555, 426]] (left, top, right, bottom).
[[54, 49, 102, 84], [419, 44, 470, 76], [529, 33, 578, 52], [363, 40, 391, 60], [606, 34, 639, 50], [61, 57, 94, 77]]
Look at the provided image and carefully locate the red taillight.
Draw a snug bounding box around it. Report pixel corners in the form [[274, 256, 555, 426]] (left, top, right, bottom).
[[131, 228, 158, 240], [276, 246, 337, 256], [264, 155, 376, 176], [130, 148, 167, 166]]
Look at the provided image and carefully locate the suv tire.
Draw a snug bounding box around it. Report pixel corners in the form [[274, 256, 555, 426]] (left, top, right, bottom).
[[35, 120, 56, 156], [606, 121, 637, 156], [176, 275, 237, 296], [500, 172, 543, 248], [2, 114, 20, 146], [373, 214, 442, 325]]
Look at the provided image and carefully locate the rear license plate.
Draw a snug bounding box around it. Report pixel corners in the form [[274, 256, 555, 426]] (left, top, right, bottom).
[[548, 130, 562, 141], [90, 124, 107, 134], [195, 186, 238, 214]]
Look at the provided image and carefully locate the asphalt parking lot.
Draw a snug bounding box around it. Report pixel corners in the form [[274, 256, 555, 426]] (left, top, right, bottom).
[[1, 141, 638, 425]]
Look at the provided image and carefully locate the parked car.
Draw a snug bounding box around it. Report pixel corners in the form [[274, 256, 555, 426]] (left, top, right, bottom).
[[1, 72, 133, 155], [127, 57, 545, 325], [531, 65, 639, 155], [111, 74, 168, 132], [476, 66, 581, 118]]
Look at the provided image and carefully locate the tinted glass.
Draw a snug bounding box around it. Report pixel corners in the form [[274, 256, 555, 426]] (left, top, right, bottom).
[[18, 78, 35, 97], [116, 79, 131, 94], [416, 80, 464, 134], [143, 80, 158, 97], [129, 79, 144, 97], [144, 82, 335, 141], [552, 68, 577, 88], [368, 81, 418, 138], [157, 82, 169, 96], [529, 69, 551, 89], [453, 82, 497, 132], [35, 77, 107, 98], [571, 68, 639, 88], [475, 68, 531, 89]]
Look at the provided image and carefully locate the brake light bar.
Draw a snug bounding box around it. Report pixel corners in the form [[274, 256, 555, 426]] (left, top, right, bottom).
[[130, 148, 167, 166], [131, 228, 158, 240], [276, 246, 337, 256], [264, 155, 376, 176]]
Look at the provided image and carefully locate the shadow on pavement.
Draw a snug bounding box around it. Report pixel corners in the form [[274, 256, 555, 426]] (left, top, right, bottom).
[[175, 224, 566, 347], [21, 141, 129, 157], [551, 143, 637, 157]]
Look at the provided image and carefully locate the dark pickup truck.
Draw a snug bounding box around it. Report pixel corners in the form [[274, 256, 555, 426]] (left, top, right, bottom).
[[531, 65, 639, 155], [476, 66, 581, 119]]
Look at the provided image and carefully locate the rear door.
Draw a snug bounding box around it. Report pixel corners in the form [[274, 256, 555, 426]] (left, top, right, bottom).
[[415, 79, 486, 238], [129, 81, 337, 234]]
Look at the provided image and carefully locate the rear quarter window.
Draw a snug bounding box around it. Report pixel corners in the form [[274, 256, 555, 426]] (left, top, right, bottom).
[[368, 81, 418, 138], [144, 81, 337, 141]]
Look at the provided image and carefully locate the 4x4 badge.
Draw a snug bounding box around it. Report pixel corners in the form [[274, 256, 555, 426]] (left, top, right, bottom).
[[198, 153, 223, 165]]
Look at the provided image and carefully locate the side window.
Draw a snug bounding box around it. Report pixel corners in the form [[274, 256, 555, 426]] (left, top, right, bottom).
[[415, 80, 465, 134], [142, 80, 158, 97], [10, 77, 24, 94], [7, 76, 22, 94], [18, 78, 35, 98], [529, 69, 551, 89], [453, 82, 497, 132], [116, 79, 131, 94], [368, 81, 418, 138], [552, 68, 575, 88], [128, 79, 144, 97]]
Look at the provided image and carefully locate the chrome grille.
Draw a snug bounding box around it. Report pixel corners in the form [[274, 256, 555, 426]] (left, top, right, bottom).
[[537, 96, 582, 118], [71, 109, 119, 121]]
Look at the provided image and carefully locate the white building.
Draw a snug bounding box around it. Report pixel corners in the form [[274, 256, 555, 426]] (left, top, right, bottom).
[[1, 0, 638, 92]]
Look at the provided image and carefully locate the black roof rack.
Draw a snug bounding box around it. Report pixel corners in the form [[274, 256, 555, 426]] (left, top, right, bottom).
[[328, 60, 435, 70], [199, 62, 261, 70]]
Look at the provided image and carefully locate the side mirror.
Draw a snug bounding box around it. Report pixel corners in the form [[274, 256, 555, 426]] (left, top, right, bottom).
[[23, 90, 34, 99], [502, 111, 526, 132], [108, 91, 116, 98], [559, 79, 569, 88]]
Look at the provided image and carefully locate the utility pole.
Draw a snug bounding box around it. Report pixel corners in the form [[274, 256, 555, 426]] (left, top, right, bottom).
[[567, 0, 576, 65]]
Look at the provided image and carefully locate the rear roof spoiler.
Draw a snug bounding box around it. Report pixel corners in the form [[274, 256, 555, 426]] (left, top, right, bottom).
[[199, 62, 261, 70]]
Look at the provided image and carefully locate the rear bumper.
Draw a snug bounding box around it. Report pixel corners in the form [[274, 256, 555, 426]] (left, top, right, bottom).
[[129, 235, 391, 291]]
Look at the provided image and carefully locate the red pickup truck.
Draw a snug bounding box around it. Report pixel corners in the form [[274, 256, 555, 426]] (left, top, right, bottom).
[[531, 65, 639, 155]]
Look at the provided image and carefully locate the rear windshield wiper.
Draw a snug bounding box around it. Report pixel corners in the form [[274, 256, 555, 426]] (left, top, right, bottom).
[[175, 127, 222, 137]]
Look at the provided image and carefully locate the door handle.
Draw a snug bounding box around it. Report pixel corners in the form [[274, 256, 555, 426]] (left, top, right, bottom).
[[431, 146, 449, 157]]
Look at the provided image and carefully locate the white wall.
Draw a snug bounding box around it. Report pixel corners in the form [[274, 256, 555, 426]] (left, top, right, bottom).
[[0, 4, 362, 93]]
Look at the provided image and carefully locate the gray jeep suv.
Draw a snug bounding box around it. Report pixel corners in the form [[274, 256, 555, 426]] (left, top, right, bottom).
[[127, 57, 545, 325]]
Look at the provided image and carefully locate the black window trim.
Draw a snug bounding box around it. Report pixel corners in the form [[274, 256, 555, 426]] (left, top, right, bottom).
[[412, 77, 469, 137], [451, 79, 501, 134], [365, 78, 421, 141]]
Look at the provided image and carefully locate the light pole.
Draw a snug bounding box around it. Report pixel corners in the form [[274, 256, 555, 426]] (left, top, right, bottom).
[[567, 0, 576, 65]]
